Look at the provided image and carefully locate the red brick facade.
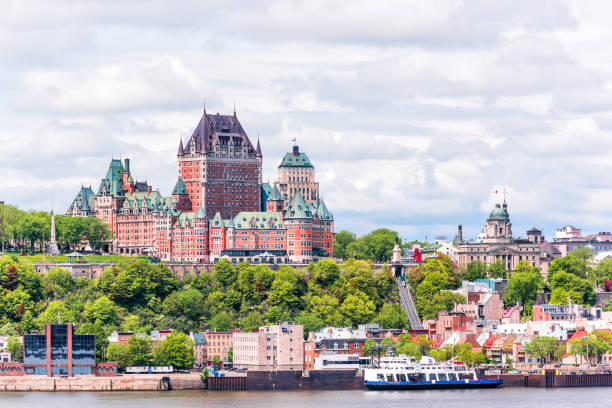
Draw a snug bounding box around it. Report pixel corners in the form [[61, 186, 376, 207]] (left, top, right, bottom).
[[67, 111, 333, 264]]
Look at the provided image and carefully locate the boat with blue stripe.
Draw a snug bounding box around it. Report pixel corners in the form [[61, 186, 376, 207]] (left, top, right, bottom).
[[363, 355, 502, 390]]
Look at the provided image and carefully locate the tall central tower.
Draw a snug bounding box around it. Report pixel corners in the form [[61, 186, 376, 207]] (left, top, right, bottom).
[[177, 108, 262, 218]]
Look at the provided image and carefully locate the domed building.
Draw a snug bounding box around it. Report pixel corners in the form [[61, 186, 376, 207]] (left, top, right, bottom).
[[455, 200, 559, 277]]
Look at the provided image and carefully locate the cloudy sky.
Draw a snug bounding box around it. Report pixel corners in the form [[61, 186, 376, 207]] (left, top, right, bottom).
[[2, 0, 612, 241]]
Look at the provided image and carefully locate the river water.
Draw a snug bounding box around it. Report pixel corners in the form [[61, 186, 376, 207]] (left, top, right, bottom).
[[0, 388, 608, 408]]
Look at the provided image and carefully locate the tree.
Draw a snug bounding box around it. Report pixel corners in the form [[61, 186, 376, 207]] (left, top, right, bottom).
[[549, 271, 595, 305], [525, 336, 560, 366], [106, 343, 130, 370], [333, 230, 356, 259], [162, 287, 206, 322], [488, 260, 507, 279], [83, 296, 120, 327], [569, 247, 594, 264], [7, 337, 22, 362], [240, 311, 264, 332], [548, 255, 587, 280], [128, 336, 153, 366], [85, 217, 111, 250], [211, 354, 221, 367], [466, 261, 486, 281], [308, 259, 340, 287], [340, 294, 376, 326], [154, 332, 195, 369], [362, 339, 377, 357], [295, 311, 325, 339], [309, 294, 344, 326], [227, 347, 233, 363], [374, 303, 409, 329], [44, 267, 75, 298], [214, 259, 236, 289], [208, 311, 234, 332], [36, 301, 75, 327], [504, 261, 544, 314], [19, 310, 36, 334]]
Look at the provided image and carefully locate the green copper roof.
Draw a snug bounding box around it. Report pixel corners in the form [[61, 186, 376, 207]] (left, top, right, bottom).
[[196, 206, 206, 219], [315, 197, 333, 220], [172, 178, 188, 195], [261, 183, 273, 211], [283, 190, 312, 219], [270, 184, 283, 201], [71, 186, 95, 212], [97, 159, 125, 196], [279, 147, 313, 168], [233, 211, 285, 229], [488, 204, 509, 220]]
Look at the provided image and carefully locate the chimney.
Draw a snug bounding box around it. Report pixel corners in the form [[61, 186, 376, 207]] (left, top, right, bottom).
[[458, 224, 463, 244], [124, 158, 130, 173]]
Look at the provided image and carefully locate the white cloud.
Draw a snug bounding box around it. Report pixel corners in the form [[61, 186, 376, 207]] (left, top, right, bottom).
[[4, 0, 612, 240]]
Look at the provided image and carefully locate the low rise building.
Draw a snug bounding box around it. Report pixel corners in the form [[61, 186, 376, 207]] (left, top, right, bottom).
[[233, 323, 303, 370], [192, 332, 207, 368], [313, 353, 370, 370], [204, 331, 235, 365]]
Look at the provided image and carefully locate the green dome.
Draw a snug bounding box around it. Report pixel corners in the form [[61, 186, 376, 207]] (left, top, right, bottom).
[[488, 204, 508, 220]]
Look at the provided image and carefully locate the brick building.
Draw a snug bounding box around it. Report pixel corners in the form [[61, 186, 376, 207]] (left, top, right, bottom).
[[67, 110, 333, 264], [233, 323, 303, 371]]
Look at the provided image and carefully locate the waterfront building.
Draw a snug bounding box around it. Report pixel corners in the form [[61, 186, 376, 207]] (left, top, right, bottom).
[[456, 200, 560, 276], [233, 323, 303, 371], [204, 331, 235, 366], [23, 324, 99, 376], [313, 353, 370, 370], [66, 110, 333, 264], [191, 332, 207, 368]]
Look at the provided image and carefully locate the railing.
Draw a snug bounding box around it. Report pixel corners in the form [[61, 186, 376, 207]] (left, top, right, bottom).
[[396, 277, 423, 330]]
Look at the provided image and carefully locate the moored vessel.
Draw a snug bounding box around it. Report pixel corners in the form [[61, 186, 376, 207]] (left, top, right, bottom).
[[363, 356, 502, 390]]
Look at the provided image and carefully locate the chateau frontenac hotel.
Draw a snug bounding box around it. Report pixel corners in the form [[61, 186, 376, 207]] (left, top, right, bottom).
[[67, 109, 333, 264]]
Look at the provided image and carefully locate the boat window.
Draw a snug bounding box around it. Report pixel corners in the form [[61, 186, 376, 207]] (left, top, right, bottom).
[[459, 373, 472, 380], [448, 373, 457, 381], [377, 374, 385, 381], [438, 373, 448, 381], [397, 374, 407, 382], [386, 374, 395, 382]]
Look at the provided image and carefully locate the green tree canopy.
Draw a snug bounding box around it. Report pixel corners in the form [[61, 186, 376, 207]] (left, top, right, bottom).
[[333, 230, 356, 259], [154, 332, 195, 369], [128, 336, 153, 366], [504, 261, 544, 314], [106, 343, 130, 370]]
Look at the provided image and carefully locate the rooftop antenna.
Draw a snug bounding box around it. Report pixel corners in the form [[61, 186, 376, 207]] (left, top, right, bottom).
[[203, 97, 206, 114], [233, 99, 236, 117]]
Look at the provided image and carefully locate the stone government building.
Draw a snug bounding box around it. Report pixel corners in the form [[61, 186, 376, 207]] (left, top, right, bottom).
[[456, 200, 559, 277], [67, 108, 334, 264]]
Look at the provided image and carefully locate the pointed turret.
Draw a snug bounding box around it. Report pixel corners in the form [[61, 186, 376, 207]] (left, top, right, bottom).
[[172, 178, 188, 195], [256, 136, 262, 157], [283, 190, 312, 219], [196, 206, 206, 219], [178, 137, 184, 156]]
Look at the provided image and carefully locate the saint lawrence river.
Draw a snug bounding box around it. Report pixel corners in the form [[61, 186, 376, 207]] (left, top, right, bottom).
[[0, 388, 610, 408]]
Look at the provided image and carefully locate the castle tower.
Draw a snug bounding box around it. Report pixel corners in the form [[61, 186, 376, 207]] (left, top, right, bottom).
[[275, 145, 319, 207], [178, 110, 261, 217]]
